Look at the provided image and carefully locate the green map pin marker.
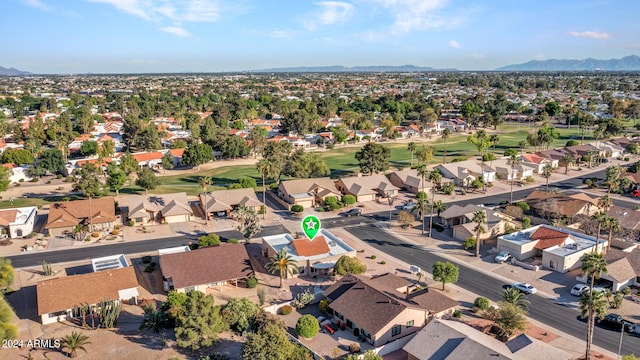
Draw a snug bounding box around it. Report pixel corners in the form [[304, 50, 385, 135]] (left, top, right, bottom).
[[301, 215, 321, 240]]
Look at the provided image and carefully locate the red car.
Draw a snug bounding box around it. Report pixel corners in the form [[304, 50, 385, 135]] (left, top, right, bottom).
[[632, 190, 640, 197]]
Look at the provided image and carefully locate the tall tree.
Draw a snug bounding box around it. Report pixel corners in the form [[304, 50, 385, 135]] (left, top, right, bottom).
[[541, 164, 554, 192], [106, 163, 126, 197], [508, 153, 521, 204], [590, 211, 607, 252], [354, 143, 390, 175], [161, 152, 174, 174], [579, 291, 608, 360], [265, 248, 298, 288], [0, 297, 17, 341], [174, 291, 225, 351], [407, 142, 417, 167], [232, 205, 261, 242], [119, 152, 139, 175], [561, 154, 575, 174], [256, 159, 271, 220], [182, 142, 213, 170], [0, 258, 15, 293], [441, 128, 451, 164], [580, 252, 608, 360], [135, 168, 158, 194], [416, 165, 430, 235], [472, 210, 487, 257], [0, 167, 11, 193], [603, 217, 620, 253]]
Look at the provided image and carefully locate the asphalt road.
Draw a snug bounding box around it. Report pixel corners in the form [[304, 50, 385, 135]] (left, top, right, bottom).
[[6, 224, 289, 268], [345, 224, 640, 356]]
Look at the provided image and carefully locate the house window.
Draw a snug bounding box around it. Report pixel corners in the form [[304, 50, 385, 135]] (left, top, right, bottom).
[[51, 310, 67, 317], [335, 311, 344, 320], [391, 325, 401, 337], [135, 217, 143, 223], [16, 229, 22, 237], [299, 266, 305, 274], [184, 286, 196, 293], [346, 319, 354, 329], [406, 320, 414, 327]]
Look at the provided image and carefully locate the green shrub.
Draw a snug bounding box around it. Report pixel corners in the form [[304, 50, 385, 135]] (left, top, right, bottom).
[[482, 153, 496, 161], [370, 255, 377, 260], [246, 277, 258, 288], [522, 217, 531, 228], [566, 140, 580, 147], [127, 220, 135, 226], [525, 176, 535, 183], [453, 309, 462, 318], [291, 204, 304, 213], [295, 314, 320, 339], [324, 196, 343, 210], [278, 305, 293, 315], [379, 261, 386, 265], [471, 179, 483, 189], [319, 299, 331, 314], [349, 342, 361, 353], [269, 183, 279, 190], [515, 201, 530, 211], [451, 157, 467, 163], [227, 238, 240, 244], [474, 296, 491, 311], [462, 237, 476, 250], [334, 255, 367, 275], [343, 194, 356, 205], [19, 178, 24, 183], [198, 233, 221, 247]]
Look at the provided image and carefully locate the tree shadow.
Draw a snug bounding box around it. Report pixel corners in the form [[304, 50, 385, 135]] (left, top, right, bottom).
[[5, 285, 38, 321]]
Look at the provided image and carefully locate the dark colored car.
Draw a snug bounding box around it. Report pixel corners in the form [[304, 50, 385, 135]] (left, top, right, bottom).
[[596, 314, 636, 332], [341, 208, 362, 217]]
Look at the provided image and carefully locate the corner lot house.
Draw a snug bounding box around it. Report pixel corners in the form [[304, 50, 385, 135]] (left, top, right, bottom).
[[599, 242, 640, 292], [199, 188, 262, 218], [36, 266, 139, 325], [334, 174, 399, 202], [323, 273, 458, 346], [519, 153, 559, 174], [262, 229, 356, 276], [388, 169, 434, 194], [127, 192, 192, 225], [497, 225, 605, 272], [159, 244, 253, 293], [439, 204, 516, 241], [525, 190, 597, 221], [404, 319, 570, 360], [0, 206, 37, 238], [277, 178, 341, 209], [45, 197, 117, 236]]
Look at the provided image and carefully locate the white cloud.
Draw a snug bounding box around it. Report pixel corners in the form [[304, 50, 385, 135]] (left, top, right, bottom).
[[449, 39, 461, 49], [160, 26, 191, 37], [468, 53, 484, 59], [569, 31, 609, 39], [533, 54, 545, 60], [267, 29, 297, 39], [371, 0, 462, 35], [306, 1, 354, 30], [21, 0, 52, 11], [87, 0, 219, 22]]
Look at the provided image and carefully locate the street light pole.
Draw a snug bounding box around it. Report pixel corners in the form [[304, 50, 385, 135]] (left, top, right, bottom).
[[617, 322, 624, 360]]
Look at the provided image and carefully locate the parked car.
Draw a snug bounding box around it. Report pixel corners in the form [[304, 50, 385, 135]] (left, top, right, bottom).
[[570, 284, 608, 296], [341, 208, 362, 217], [631, 189, 640, 198], [596, 313, 636, 332], [510, 283, 538, 294], [399, 201, 416, 210], [495, 251, 512, 263]]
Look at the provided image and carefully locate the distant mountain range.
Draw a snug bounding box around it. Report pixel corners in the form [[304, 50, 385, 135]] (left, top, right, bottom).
[[496, 55, 640, 71], [0, 66, 31, 76], [249, 65, 458, 73]]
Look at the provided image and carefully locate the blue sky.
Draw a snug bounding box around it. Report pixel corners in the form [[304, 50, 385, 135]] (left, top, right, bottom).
[[5, 0, 640, 73]]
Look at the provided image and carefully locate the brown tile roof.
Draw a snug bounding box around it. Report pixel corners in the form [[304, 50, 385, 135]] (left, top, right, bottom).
[[128, 193, 192, 219], [336, 174, 399, 196], [530, 227, 569, 250], [37, 267, 138, 315], [159, 244, 253, 289], [46, 197, 116, 229], [0, 209, 18, 227], [607, 206, 640, 231], [291, 236, 330, 257], [200, 188, 262, 213], [526, 191, 594, 218], [279, 178, 340, 197]]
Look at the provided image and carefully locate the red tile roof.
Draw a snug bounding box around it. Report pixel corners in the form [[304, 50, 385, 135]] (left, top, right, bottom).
[[530, 227, 569, 250], [291, 235, 330, 257]]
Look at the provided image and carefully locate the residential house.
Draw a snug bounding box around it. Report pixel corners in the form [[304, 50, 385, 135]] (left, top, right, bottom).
[[45, 197, 117, 236], [598, 141, 625, 158], [199, 188, 262, 218], [598, 242, 640, 292], [277, 178, 341, 209], [491, 158, 533, 181], [439, 204, 517, 241], [323, 273, 458, 346], [0, 206, 37, 238], [525, 190, 598, 221], [159, 244, 253, 293], [403, 319, 570, 360], [436, 160, 496, 186], [127, 193, 193, 225], [388, 169, 434, 194], [519, 153, 558, 174], [2, 164, 32, 183], [497, 225, 605, 272], [334, 174, 399, 202], [536, 149, 571, 165], [36, 266, 138, 325], [262, 229, 356, 276], [607, 206, 640, 242]]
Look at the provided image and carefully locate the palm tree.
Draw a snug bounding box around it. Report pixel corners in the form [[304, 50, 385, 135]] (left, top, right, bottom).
[[428, 186, 436, 238], [603, 217, 620, 253], [265, 248, 298, 288], [590, 211, 607, 253], [256, 159, 271, 220], [586, 149, 596, 168], [429, 170, 442, 190], [61, 331, 91, 358], [441, 128, 451, 164], [472, 210, 487, 257], [139, 303, 166, 334], [541, 164, 554, 192], [433, 200, 447, 218], [518, 140, 527, 155], [199, 176, 212, 225], [580, 252, 608, 360], [597, 195, 612, 213], [489, 134, 500, 169], [502, 287, 530, 310], [407, 142, 417, 167], [416, 164, 430, 235], [562, 154, 575, 174], [579, 290, 608, 360], [508, 153, 521, 204], [410, 197, 429, 221]]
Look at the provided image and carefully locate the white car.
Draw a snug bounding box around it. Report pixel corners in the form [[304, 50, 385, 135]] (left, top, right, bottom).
[[511, 283, 538, 294], [571, 284, 607, 296], [399, 202, 416, 210], [495, 252, 512, 263]]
